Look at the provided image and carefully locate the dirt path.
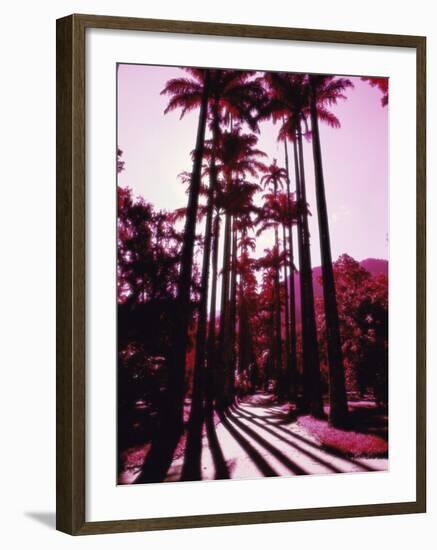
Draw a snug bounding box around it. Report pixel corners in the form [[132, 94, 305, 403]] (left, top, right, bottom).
[[165, 393, 387, 482]]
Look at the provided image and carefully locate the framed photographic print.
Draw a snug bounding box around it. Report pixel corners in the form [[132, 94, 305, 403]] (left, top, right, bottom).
[[56, 14, 426, 535]]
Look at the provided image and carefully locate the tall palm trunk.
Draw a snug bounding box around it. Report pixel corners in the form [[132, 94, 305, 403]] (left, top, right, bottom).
[[292, 137, 307, 403], [136, 70, 211, 484], [273, 182, 283, 392], [217, 211, 232, 409], [206, 211, 220, 409], [284, 139, 298, 399], [182, 109, 219, 480], [273, 228, 282, 391], [309, 91, 348, 427], [238, 239, 257, 390], [294, 122, 324, 418], [237, 229, 247, 377], [281, 223, 292, 399], [238, 273, 245, 374], [205, 104, 222, 411], [227, 221, 238, 402], [238, 284, 252, 375]]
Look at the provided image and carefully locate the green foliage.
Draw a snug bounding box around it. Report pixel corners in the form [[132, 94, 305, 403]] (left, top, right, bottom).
[[316, 254, 388, 406]]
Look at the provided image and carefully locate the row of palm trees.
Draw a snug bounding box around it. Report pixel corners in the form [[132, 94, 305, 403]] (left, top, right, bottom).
[[136, 68, 354, 483]]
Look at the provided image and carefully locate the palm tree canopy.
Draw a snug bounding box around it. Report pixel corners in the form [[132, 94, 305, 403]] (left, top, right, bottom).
[[237, 233, 256, 252], [218, 178, 260, 217], [254, 247, 287, 270], [217, 127, 267, 180], [161, 69, 206, 119], [308, 74, 354, 129], [209, 70, 266, 132], [202, 126, 267, 180], [256, 190, 302, 236], [260, 158, 287, 192], [258, 72, 310, 141], [161, 68, 266, 130], [259, 72, 353, 141]]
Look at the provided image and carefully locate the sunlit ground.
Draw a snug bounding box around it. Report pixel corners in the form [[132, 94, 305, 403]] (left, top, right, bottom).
[[119, 393, 388, 484]]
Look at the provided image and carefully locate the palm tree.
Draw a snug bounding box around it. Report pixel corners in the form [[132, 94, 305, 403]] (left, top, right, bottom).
[[254, 246, 287, 390], [184, 126, 263, 414], [136, 69, 211, 484], [217, 175, 262, 408], [257, 187, 299, 398], [206, 208, 221, 405], [282, 139, 298, 399], [262, 72, 323, 417], [181, 71, 265, 479], [260, 160, 287, 391], [276, 191, 300, 398], [229, 218, 238, 380], [235, 216, 258, 388], [308, 74, 353, 427], [181, 129, 218, 481], [260, 158, 287, 194], [208, 128, 266, 409], [281, 220, 292, 397], [296, 117, 324, 417]]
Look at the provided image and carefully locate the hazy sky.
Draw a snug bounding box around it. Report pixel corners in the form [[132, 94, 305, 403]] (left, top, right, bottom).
[[117, 64, 388, 267]]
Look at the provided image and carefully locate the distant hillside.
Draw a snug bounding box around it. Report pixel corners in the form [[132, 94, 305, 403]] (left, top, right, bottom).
[[360, 258, 389, 277], [293, 258, 388, 321]]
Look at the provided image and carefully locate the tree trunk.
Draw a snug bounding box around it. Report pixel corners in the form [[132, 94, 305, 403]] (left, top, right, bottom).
[[273, 228, 282, 393], [206, 211, 220, 410], [283, 139, 298, 400], [238, 274, 245, 374], [205, 102, 222, 411], [294, 123, 324, 418], [182, 104, 219, 480], [281, 223, 292, 399], [238, 289, 257, 382], [273, 182, 282, 393], [238, 234, 258, 392], [309, 90, 348, 427], [135, 70, 211, 484], [227, 221, 238, 402], [216, 211, 232, 409]]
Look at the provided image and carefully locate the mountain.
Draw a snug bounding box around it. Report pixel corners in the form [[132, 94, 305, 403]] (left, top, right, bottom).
[[359, 258, 389, 277], [292, 258, 388, 320]]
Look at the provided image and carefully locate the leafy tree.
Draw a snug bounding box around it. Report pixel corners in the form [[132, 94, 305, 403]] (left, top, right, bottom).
[[361, 77, 389, 106], [315, 255, 388, 407], [117, 186, 182, 472]]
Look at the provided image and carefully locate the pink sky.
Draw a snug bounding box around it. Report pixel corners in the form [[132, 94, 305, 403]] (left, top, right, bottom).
[[117, 64, 388, 267]]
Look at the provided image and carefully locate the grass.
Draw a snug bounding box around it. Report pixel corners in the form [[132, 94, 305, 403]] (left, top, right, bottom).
[[298, 412, 388, 458]]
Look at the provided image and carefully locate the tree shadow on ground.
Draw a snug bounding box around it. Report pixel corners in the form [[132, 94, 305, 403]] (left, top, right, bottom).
[[230, 405, 342, 473], [205, 409, 231, 479], [224, 408, 308, 475], [232, 404, 377, 472], [217, 410, 278, 477]]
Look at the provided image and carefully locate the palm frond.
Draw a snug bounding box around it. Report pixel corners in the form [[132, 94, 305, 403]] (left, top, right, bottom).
[[316, 106, 341, 128]]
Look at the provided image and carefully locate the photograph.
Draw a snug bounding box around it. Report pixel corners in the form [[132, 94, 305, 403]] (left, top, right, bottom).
[[116, 64, 389, 485]]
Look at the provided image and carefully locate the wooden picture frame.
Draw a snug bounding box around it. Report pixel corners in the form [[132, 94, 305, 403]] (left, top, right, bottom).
[[56, 13, 426, 535]]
